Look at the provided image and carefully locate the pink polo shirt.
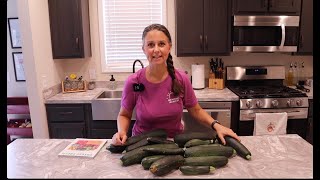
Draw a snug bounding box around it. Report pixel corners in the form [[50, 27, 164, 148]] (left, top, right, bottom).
[[121, 68, 198, 138]]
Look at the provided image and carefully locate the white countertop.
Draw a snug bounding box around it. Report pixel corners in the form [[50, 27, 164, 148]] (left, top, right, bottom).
[[45, 87, 239, 104], [7, 134, 313, 178]]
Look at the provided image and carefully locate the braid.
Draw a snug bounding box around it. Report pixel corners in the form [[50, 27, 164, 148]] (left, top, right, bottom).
[[167, 53, 183, 96]]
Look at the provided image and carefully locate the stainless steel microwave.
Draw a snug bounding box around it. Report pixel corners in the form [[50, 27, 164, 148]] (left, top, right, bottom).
[[233, 15, 300, 52]]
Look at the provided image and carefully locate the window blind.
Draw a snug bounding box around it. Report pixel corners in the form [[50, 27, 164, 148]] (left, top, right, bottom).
[[100, 0, 166, 72]]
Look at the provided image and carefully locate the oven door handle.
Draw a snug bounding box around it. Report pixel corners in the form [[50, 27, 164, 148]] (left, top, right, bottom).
[[246, 110, 305, 119], [183, 109, 230, 113]]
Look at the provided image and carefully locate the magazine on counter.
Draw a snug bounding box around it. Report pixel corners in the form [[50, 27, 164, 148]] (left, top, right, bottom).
[[58, 138, 108, 158]]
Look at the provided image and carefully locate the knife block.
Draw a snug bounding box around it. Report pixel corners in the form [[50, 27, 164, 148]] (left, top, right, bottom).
[[62, 80, 87, 93], [208, 72, 224, 89]]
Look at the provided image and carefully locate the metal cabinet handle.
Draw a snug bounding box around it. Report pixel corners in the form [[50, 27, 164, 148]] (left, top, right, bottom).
[[205, 35, 208, 50], [59, 112, 73, 115], [200, 35, 203, 50], [76, 37, 79, 50]]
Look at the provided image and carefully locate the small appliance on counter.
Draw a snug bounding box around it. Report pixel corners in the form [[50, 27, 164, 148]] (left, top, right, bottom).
[[191, 63, 205, 89], [208, 57, 225, 89], [62, 74, 87, 93]]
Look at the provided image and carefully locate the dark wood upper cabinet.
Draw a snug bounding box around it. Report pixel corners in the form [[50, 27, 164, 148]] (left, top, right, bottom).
[[176, 0, 231, 56], [48, 0, 91, 59], [297, 0, 313, 54], [233, 0, 301, 15]]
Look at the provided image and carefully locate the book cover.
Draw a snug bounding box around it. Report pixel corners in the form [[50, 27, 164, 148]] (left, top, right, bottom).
[[58, 138, 108, 158]]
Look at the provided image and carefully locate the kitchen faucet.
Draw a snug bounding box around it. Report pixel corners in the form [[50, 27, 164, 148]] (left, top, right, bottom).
[[133, 59, 144, 73]]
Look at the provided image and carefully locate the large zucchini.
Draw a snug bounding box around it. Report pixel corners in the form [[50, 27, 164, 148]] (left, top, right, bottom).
[[184, 139, 214, 148], [174, 132, 216, 147], [141, 155, 166, 170], [184, 144, 235, 158], [120, 143, 178, 166], [124, 129, 167, 146], [143, 147, 185, 155], [106, 144, 126, 154], [183, 156, 228, 167], [149, 155, 185, 176], [147, 137, 175, 144], [125, 137, 150, 152], [180, 166, 215, 175], [218, 135, 252, 160]]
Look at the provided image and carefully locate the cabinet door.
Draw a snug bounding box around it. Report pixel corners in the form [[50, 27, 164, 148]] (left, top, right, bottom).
[[232, 0, 268, 14], [176, 0, 204, 56], [269, 0, 301, 14], [48, 0, 91, 59], [49, 122, 86, 138], [298, 0, 312, 54], [204, 0, 231, 54]]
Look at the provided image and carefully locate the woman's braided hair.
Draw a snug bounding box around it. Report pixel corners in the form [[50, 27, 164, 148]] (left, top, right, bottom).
[[142, 24, 183, 96]]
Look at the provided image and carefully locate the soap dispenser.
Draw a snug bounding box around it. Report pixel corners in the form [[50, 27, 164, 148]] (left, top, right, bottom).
[[109, 75, 117, 90]]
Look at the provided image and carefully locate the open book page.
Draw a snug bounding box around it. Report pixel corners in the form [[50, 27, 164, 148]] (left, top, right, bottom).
[[58, 138, 107, 158]]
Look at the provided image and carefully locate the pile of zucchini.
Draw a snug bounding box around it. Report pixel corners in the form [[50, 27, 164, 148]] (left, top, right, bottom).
[[106, 129, 251, 176]]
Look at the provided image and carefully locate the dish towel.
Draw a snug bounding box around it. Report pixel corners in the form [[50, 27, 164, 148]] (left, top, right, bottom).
[[253, 112, 288, 136]]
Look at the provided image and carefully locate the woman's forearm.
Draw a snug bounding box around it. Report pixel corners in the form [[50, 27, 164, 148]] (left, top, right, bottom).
[[117, 107, 132, 135], [187, 103, 215, 129]]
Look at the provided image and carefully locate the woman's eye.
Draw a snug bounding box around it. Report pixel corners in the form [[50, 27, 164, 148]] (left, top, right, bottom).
[[148, 43, 154, 47], [159, 42, 165, 46]]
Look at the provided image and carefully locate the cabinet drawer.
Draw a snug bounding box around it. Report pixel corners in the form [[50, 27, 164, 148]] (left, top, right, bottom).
[[49, 122, 86, 138], [46, 105, 85, 122]]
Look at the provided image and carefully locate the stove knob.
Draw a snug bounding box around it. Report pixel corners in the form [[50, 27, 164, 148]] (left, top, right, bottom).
[[256, 100, 262, 108], [246, 101, 252, 108], [287, 99, 293, 107], [296, 99, 302, 106], [271, 100, 279, 107]]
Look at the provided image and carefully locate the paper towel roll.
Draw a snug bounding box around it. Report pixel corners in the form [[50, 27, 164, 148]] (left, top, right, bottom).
[[191, 64, 205, 89]]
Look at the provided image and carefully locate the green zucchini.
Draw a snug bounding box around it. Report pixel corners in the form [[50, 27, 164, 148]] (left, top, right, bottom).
[[106, 144, 126, 154], [184, 139, 214, 148], [179, 166, 215, 175], [141, 155, 166, 170], [183, 156, 228, 167], [125, 137, 150, 152], [120, 143, 178, 166], [149, 155, 185, 176], [146, 137, 175, 144], [143, 147, 185, 155], [219, 135, 252, 160], [174, 132, 216, 147], [184, 144, 235, 158], [124, 129, 167, 146]]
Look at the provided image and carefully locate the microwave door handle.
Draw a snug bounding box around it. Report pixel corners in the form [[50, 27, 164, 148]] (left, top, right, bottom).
[[279, 24, 285, 49]]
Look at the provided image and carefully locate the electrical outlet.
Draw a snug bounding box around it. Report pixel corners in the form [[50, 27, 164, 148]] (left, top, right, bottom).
[[89, 69, 96, 80]]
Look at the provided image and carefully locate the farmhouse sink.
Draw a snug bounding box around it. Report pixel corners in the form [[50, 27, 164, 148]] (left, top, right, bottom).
[[91, 90, 136, 120], [96, 90, 123, 99]]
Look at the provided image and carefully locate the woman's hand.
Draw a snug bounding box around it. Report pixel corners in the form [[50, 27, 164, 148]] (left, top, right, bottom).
[[213, 123, 240, 145], [111, 131, 128, 145]]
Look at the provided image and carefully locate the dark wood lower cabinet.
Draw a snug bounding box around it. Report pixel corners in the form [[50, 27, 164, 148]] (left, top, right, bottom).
[[88, 120, 135, 139], [49, 122, 86, 138]]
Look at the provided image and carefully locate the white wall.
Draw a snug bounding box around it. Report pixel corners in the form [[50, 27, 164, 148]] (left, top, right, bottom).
[[7, 0, 28, 97]]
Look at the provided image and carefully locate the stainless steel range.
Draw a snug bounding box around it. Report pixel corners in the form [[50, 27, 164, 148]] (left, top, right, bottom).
[[226, 66, 309, 139]]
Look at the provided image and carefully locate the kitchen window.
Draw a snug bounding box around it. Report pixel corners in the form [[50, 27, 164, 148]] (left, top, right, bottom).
[[98, 0, 167, 73]]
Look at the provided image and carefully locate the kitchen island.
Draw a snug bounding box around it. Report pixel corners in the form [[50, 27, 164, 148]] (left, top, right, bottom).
[[7, 134, 313, 178]]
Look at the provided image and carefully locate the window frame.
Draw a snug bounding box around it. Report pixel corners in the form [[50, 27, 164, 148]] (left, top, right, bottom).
[[97, 0, 167, 73]]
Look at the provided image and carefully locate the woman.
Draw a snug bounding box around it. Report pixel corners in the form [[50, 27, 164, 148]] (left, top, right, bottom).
[[112, 24, 240, 146]]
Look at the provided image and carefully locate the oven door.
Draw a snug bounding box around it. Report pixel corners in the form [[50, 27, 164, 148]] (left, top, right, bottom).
[[233, 15, 299, 52], [182, 109, 231, 134], [238, 108, 308, 139]]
